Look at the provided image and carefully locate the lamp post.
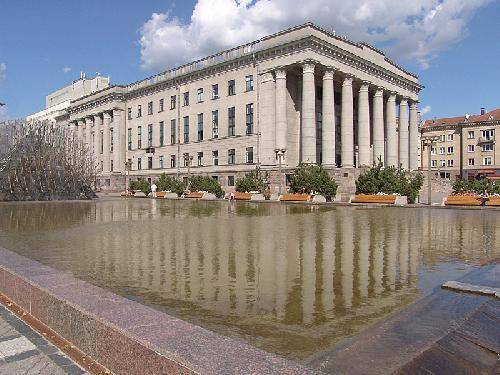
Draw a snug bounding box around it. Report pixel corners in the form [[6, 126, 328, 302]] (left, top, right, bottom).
[[184, 153, 193, 190], [124, 160, 132, 197], [275, 148, 286, 195], [422, 136, 440, 205]]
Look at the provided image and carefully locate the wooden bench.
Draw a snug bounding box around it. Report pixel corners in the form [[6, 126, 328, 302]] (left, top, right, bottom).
[[485, 196, 500, 206], [351, 194, 397, 204], [280, 193, 310, 202], [232, 192, 252, 201], [184, 192, 204, 199], [445, 196, 482, 206], [156, 191, 167, 198]]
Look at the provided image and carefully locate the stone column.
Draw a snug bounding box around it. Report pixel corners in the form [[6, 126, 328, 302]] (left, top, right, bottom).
[[409, 101, 419, 170], [93, 114, 102, 170], [103, 111, 111, 173], [372, 87, 385, 165], [259, 72, 276, 165], [399, 98, 409, 169], [357, 81, 370, 167], [113, 109, 125, 173], [386, 93, 398, 167], [85, 117, 93, 151], [322, 68, 336, 166], [77, 119, 85, 143], [275, 68, 287, 151], [341, 76, 354, 167], [301, 62, 316, 164]]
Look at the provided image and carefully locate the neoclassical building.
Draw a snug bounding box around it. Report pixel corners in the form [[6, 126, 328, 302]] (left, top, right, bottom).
[[55, 23, 422, 192]]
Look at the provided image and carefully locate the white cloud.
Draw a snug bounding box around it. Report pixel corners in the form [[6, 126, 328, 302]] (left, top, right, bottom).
[[139, 0, 493, 71], [0, 63, 6, 84], [62, 67, 72, 73], [420, 105, 432, 117]]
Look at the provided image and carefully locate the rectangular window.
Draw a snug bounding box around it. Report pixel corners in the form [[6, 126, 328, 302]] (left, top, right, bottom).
[[439, 134, 445, 142], [127, 128, 132, 150], [197, 113, 204, 141], [246, 147, 253, 164], [468, 158, 475, 166], [148, 124, 153, 147], [228, 149, 235, 164], [246, 103, 253, 134], [228, 80, 235, 96], [245, 75, 254, 92], [159, 155, 164, 169], [212, 150, 219, 166], [440, 160, 446, 167], [100, 131, 104, 154], [159, 98, 164, 112], [468, 145, 475, 152], [148, 101, 153, 115], [212, 84, 219, 99], [110, 128, 114, 152], [228, 107, 235, 136], [431, 160, 437, 167], [127, 107, 132, 120], [183, 116, 189, 143], [430, 146, 436, 155], [170, 95, 176, 110], [170, 119, 176, 144], [110, 160, 114, 172], [137, 126, 142, 149], [148, 156, 153, 169], [212, 110, 219, 138], [159, 121, 164, 146], [137, 157, 142, 170], [447, 159, 454, 167], [170, 155, 176, 168], [447, 134, 454, 141], [227, 176, 235, 187], [481, 129, 494, 140], [183, 92, 190, 106], [137, 105, 142, 118], [439, 147, 445, 155], [482, 144, 494, 152], [447, 146, 454, 154], [468, 130, 474, 139], [197, 88, 204, 103], [197, 152, 203, 166], [483, 157, 492, 165]]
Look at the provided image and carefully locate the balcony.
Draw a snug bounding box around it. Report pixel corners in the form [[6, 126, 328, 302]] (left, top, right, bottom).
[[477, 136, 495, 144]]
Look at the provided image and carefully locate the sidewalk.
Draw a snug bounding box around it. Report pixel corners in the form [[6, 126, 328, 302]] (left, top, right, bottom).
[[0, 304, 86, 375]]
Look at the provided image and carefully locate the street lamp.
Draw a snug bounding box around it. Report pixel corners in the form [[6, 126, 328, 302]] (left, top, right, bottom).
[[183, 153, 193, 190], [124, 160, 132, 196], [275, 148, 286, 195], [421, 135, 440, 205]]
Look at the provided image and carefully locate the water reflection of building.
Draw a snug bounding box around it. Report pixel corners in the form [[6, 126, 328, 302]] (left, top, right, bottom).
[[1, 201, 498, 359]]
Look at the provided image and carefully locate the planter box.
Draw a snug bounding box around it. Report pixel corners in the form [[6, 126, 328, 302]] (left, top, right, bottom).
[[184, 192, 204, 199], [445, 196, 482, 206], [156, 191, 166, 198], [232, 192, 252, 201], [280, 193, 310, 202], [485, 196, 500, 206], [350, 194, 401, 205]]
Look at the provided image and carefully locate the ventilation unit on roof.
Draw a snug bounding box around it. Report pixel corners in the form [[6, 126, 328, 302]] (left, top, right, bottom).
[[480, 107, 486, 115]]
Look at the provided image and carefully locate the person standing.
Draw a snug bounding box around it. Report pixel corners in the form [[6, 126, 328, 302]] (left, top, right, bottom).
[[151, 183, 157, 198]]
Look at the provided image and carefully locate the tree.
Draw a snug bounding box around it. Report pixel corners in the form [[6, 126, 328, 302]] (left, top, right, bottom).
[[154, 173, 184, 195], [129, 178, 150, 195], [355, 160, 424, 203], [452, 178, 499, 195], [188, 175, 224, 198], [289, 164, 338, 200], [0, 120, 96, 201], [235, 168, 267, 193]]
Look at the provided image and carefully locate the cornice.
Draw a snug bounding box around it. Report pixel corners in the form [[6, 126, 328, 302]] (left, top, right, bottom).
[[68, 92, 126, 116], [422, 120, 500, 132]]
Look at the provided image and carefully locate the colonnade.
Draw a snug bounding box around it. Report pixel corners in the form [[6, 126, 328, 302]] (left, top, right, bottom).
[[70, 109, 125, 174], [261, 61, 420, 169]]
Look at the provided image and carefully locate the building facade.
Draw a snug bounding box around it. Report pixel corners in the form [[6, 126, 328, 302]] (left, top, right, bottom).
[[28, 73, 109, 123], [55, 23, 422, 192], [421, 108, 499, 180]]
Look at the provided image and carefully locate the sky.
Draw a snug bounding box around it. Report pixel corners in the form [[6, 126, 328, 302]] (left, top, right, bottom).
[[0, 0, 499, 121]]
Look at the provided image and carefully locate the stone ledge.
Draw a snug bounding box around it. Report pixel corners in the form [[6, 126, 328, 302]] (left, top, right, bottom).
[[0, 246, 319, 375]]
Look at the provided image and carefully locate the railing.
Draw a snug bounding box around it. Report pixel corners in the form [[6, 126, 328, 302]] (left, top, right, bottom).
[[478, 136, 495, 144]]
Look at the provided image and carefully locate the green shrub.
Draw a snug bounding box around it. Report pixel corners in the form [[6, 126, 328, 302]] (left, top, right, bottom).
[[355, 161, 424, 203], [154, 173, 184, 195], [452, 178, 499, 195], [235, 168, 268, 193], [188, 175, 225, 198], [129, 178, 150, 195], [289, 164, 338, 200]]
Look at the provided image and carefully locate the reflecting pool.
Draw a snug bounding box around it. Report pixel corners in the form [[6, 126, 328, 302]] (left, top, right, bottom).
[[0, 199, 498, 360]]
